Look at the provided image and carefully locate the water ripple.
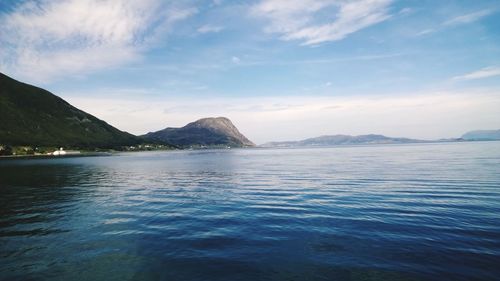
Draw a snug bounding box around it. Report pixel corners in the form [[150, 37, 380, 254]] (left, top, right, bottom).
[[1, 142, 500, 280]]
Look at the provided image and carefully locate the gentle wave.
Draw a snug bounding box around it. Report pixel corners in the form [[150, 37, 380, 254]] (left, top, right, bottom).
[[1, 142, 500, 280]]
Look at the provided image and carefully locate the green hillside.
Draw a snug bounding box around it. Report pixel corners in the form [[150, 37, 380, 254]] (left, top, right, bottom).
[[0, 72, 140, 148]]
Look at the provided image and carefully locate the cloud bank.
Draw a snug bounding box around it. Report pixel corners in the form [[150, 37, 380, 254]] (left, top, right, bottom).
[[0, 0, 196, 82], [65, 89, 500, 144]]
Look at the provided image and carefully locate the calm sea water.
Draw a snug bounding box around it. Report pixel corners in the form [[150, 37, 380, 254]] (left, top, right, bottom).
[[1, 142, 500, 281]]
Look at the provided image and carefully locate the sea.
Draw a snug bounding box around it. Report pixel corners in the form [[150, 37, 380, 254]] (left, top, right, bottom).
[[1, 141, 499, 281]]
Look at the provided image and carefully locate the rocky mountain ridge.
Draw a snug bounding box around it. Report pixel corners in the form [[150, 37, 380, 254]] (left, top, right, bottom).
[[142, 117, 255, 148]]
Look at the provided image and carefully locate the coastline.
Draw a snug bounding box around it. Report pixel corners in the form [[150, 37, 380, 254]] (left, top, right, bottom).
[[0, 152, 112, 160]]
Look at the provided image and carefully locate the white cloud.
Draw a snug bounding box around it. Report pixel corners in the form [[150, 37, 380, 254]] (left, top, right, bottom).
[[231, 56, 241, 63], [444, 9, 493, 26], [452, 66, 500, 81], [412, 8, 494, 38], [234, 53, 401, 67], [212, 0, 223, 6], [197, 24, 224, 34], [415, 28, 435, 36], [0, 0, 196, 82], [65, 89, 500, 144], [398, 7, 413, 16], [251, 0, 392, 45]]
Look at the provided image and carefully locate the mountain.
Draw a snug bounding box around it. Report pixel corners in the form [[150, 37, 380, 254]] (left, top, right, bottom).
[[142, 117, 255, 148], [261, 134, 426, 147], [462, 129, 500, 141], [0, 72, 140, 148]]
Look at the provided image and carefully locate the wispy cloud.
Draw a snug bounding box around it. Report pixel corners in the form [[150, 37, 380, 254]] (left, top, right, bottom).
[[398, 7, 414, 16], [251, 0, 393, 45], [415, 28, 435, 37], [452, 66, 500, 81], [0, 0, 196, 82], [197, 24, 224, 34], [231, 56, 241, 63], [211, 0, 223, 6], [444, 9, 493, 26], [416, 9, 494, 37], [233, 53, 402, 67]]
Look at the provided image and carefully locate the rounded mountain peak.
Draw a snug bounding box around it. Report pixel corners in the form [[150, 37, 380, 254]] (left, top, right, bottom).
[[144, 117, 255, 147]]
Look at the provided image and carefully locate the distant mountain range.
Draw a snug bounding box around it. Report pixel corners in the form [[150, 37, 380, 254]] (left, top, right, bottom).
[[261, 130, 500, 148], [0, 72, 140, 148], [461, 130, 500, 141], [142, 117, 255, 148], [261, 134, 428, 147], [1, 72, 497, 151]]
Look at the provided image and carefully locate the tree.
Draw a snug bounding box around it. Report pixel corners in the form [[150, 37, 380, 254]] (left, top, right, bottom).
[[0, 145, 13, 156]]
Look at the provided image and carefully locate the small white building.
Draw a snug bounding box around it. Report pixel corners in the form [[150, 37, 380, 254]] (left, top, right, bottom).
[[52, 147, 67, 156]]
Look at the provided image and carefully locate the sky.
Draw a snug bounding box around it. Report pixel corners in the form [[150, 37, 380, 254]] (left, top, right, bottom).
[[1, 0, 499, 144]]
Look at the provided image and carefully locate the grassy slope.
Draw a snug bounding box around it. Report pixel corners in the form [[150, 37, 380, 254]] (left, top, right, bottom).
[[0, 73, 140, 148]]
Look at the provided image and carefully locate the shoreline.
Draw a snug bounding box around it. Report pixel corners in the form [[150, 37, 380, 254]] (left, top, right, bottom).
[[0, 152, 112, 160], [2, 140, 498, 159]]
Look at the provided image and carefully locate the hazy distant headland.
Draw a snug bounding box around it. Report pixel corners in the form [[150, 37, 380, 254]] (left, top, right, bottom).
[[260, 131, 500, 148], [260, 134, 428, 148], [461, 129, 500, 141], [1, 72, 498, 156], [260, 134, 467, 148]]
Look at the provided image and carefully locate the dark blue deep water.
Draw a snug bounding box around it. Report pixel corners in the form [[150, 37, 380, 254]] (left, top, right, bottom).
[[1, 142, 500, 281]]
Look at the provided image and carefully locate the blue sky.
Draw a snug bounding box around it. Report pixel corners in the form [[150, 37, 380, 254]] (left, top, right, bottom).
[[1, 0, 499, 143]]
